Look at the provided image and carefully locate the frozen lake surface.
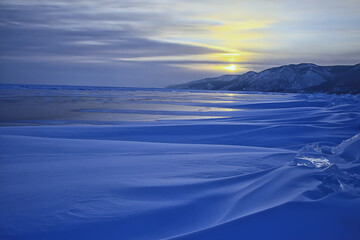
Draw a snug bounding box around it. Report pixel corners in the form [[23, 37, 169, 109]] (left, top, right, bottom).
[[1, 85, 360, 239]]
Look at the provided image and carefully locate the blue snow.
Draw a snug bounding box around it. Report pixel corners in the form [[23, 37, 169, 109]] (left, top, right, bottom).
[[0, 85, 360, 239]]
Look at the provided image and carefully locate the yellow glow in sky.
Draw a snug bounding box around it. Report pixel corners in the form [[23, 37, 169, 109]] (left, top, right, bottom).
[[224, 64, 237, 71], [158, 19, 271, 73]]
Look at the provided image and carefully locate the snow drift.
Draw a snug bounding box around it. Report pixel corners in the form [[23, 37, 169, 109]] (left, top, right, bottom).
[[0, 85, 360, 239]]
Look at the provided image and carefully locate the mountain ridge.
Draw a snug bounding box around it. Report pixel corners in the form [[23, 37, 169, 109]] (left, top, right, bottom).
[[167, 63, 360, 94]]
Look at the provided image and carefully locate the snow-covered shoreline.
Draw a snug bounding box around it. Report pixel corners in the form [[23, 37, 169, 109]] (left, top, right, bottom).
[[1, 86, 359, 239]]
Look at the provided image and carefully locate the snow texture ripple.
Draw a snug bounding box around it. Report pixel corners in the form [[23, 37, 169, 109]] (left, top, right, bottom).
[[0, 84, 360, 240]]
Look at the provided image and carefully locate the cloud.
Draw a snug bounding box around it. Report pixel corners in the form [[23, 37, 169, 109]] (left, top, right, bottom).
[[0, 0, 359, 87]]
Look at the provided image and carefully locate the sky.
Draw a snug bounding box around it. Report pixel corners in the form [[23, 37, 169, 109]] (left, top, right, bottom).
[[0, 0, 359, 87]]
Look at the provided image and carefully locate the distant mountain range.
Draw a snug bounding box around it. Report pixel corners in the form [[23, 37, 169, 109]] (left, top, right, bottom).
[[168, 63, 360, 94]]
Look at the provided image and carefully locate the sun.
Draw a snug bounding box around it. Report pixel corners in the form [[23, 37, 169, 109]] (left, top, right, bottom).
[[225, 64, 237, 71]]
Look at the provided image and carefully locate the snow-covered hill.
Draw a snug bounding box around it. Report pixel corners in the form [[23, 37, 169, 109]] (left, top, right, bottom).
[[168, 63, 360, 94]]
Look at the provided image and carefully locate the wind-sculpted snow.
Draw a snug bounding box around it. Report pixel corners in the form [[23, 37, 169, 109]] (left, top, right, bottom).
[[294, 134, 360, 198], [0, 85, 360, 239]]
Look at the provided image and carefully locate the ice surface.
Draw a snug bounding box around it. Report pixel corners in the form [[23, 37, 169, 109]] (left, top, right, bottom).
[[295, 156, 331, 168], [0, 85, 360, 239]]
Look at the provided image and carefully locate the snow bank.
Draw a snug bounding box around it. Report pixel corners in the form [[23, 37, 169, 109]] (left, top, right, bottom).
[[1, 85, 360, 239]]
